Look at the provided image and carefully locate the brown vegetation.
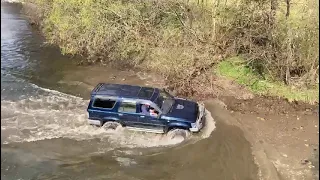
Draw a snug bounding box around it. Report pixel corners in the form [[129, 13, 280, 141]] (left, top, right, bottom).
[[22, 0, 318, 99]]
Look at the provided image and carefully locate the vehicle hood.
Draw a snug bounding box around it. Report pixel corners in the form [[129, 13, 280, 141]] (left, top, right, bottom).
[[166, 98, 198, 122]]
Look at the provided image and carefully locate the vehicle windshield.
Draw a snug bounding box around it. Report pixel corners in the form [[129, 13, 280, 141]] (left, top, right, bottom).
[[154, 90, 175, 114]]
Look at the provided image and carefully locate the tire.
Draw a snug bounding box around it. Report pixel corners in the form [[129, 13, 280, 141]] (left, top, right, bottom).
[[102, 121, 122, 131], [166, 128, 190, 141]]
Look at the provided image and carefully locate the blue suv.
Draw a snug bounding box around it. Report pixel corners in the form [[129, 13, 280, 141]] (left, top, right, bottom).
[[87, 83, 205, 139]]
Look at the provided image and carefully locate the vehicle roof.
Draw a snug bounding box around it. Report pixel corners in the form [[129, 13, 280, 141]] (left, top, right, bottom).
[[91, 83, 160, 101]]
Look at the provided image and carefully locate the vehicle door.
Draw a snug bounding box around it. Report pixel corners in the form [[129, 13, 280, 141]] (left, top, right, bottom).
[[117, 100, 140, 127], [137, 103, 167, 133]]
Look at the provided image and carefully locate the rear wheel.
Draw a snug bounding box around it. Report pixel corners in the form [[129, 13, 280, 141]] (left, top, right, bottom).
[[166, 128, 190, 141], [102, 121, 122, 131]]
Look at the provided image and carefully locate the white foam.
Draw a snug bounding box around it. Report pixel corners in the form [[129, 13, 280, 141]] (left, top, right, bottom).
[[114, 157, 137, 167], [1, 0, 20, 3], [200, 110, 216, 138], [30, 83, 82, 100]]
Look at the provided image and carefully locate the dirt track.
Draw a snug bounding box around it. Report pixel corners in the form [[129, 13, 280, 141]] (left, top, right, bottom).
[[211, 95, 319, 180]]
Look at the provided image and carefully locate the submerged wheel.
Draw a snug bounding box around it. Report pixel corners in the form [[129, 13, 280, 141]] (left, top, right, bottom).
[[102, 121, 122, 131], [167, 128, 190, 141]]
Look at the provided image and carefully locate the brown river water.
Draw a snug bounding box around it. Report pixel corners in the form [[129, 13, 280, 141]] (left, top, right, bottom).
[[1, 2, 259, 180]]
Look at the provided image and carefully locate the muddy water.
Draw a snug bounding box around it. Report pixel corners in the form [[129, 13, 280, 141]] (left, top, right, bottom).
[[1, 2, 258, 180]]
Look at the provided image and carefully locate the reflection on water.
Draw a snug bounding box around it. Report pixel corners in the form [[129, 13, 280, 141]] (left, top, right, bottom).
[[1, 2, 258, 180]]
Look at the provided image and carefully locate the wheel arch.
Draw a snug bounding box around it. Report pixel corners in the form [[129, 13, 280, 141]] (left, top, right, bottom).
[[101, 117, 122, 126], [165, 122, 190, 133]]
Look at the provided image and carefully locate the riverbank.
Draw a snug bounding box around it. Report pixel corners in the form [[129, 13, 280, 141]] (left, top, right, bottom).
[[21, 0, 319, 103], [11, 1, 319, 179]]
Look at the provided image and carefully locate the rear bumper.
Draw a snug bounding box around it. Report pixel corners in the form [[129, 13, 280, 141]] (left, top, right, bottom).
[[189, 102, 205, 132], [88, 119, 102, 126]]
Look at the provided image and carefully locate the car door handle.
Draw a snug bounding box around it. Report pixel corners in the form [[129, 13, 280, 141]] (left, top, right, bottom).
[[140, 115, 145, 118], [119, 114, 123, 116]]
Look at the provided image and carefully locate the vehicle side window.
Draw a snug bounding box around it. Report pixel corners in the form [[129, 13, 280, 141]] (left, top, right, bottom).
[[118, 102, 137, 113], [92, 97, 116, 109], [138, 103, 159, 117]]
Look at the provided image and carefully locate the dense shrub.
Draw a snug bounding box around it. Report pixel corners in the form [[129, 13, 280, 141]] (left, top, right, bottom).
[[24, 0, 319, 95]]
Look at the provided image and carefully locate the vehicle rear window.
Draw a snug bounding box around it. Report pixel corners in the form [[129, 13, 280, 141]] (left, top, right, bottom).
[[92, 98, 116, 109], [118, 102, 136, 113]]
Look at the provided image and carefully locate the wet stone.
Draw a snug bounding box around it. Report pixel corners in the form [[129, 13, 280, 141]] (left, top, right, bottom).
[[301, 159, 311, 165]]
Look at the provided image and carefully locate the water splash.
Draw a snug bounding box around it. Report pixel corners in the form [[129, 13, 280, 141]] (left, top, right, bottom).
[[1, 85, 216, 149]]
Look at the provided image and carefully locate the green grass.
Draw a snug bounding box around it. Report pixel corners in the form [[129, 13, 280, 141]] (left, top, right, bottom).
[[216, 57, 319, 103]]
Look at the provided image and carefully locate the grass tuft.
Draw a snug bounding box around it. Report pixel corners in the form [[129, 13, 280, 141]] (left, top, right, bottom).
[[216, 57, 319, 103]]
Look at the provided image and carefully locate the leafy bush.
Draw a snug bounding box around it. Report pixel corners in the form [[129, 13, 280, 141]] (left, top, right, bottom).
[[24, 0, 319, 99]]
